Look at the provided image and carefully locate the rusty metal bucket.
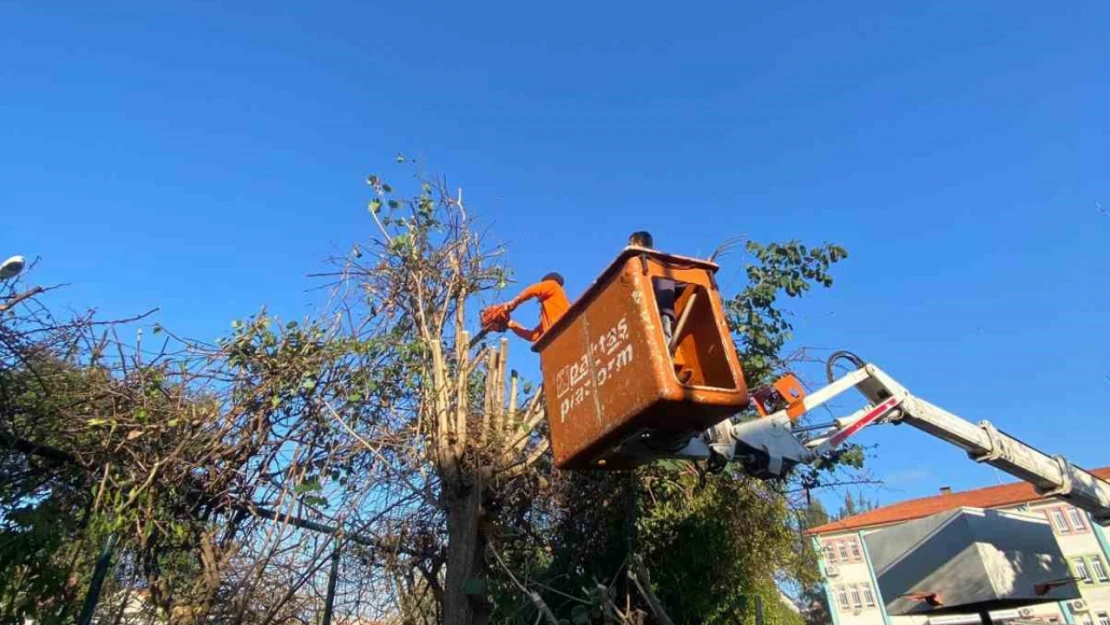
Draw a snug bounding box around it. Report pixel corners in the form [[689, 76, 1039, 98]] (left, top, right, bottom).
[[533, 248, 750, 469]]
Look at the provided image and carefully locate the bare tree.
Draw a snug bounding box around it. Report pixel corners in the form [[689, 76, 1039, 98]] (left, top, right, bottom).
[[0, 265, 409, 624], [310, 165, 552, 625]]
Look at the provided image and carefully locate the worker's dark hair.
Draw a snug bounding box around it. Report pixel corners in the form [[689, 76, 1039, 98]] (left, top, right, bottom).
[[542, 272, 564, 286], [629, 231, 654, 248]]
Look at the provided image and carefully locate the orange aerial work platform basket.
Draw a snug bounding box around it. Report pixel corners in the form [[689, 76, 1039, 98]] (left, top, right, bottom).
[[532, 247, 750, 470]]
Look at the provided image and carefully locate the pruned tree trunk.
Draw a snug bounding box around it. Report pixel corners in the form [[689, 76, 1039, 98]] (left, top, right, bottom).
[[444, 481, 489, 625], [339, 173, 554, 622]]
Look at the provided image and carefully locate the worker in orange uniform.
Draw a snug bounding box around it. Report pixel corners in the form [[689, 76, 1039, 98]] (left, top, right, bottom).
[[484, 272, 571, 343]]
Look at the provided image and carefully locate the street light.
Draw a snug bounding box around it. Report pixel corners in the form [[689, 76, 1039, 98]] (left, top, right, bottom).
[[1, 255, 25, 280], [0, 256, 40, 313]]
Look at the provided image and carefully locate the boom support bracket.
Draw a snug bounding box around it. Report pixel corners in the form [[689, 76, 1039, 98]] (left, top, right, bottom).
[[968, 420, 1006, 463], [1037, 455, 1075, 499]]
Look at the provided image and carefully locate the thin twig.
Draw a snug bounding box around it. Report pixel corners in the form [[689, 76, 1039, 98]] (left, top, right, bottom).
[[489, 543, 560, 625], [323, 399, 440, 509]]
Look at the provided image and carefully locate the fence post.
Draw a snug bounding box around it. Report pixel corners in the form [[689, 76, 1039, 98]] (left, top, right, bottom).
[[322, 539, 341, 625], [77, 532, 119, 625]]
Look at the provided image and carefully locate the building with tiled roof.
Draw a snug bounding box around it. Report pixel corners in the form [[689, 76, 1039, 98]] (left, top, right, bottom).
[[807, 468, 1110, 625]]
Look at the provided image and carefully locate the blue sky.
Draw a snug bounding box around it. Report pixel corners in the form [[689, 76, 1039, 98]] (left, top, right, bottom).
[[3, 0, 1107, 511]]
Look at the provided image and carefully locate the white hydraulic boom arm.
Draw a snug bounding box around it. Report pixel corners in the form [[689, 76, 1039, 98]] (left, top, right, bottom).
[[628, 352, 1110, 525]]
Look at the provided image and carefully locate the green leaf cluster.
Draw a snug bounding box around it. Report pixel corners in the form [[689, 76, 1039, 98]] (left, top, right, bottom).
[[726, 240, 847, 388]]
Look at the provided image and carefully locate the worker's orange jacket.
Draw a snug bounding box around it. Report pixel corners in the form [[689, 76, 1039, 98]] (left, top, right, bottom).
[[508, 279, 570, 342]]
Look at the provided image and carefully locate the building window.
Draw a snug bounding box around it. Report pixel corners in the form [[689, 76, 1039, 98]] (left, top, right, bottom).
[[1045, 505, 1091, 533], [1082, 615, 1094, 625], [1073, 557, 1092, 583], [850, 585, 863, 609], [838, 540, 850, 561], [836, 585, 850, 610], [1068, 508, 1089, 532], [1088, 556, 1109, 582], [849, 539, 862, 561], [862, 583, 876, 608], [824, 541, 837, 563], [1051, 509, 1071, 534], [1096, 612, 1110, 625]]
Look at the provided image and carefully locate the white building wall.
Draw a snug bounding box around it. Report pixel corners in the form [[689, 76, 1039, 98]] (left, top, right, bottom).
[[820, 531, 886, 625], [1022, 503, 1110, 625], [815, 504, 1110, 625]]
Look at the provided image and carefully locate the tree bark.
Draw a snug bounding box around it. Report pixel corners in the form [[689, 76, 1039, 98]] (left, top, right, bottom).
[[443, 480, 489, 625]]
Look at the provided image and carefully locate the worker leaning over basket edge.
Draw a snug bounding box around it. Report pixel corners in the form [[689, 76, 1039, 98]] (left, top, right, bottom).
[[481, 272, 570, 343]]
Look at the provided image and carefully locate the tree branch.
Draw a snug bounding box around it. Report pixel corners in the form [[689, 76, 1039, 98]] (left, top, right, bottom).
[[0, 286, 44, 312]]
